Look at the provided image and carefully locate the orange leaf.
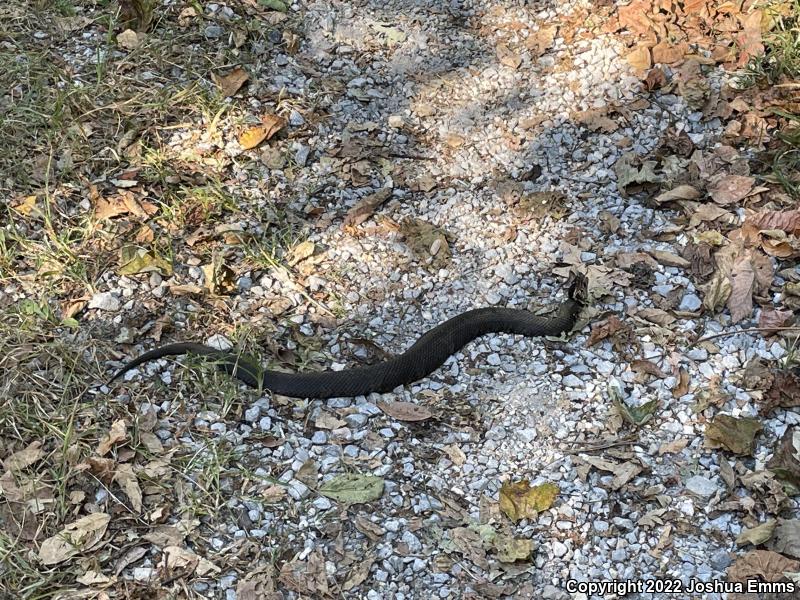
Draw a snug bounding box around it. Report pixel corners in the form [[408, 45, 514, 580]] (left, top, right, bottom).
[[238, 114, 286, 150]]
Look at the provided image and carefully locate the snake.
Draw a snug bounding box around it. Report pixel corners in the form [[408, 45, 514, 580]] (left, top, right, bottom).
[[108, 272, 587, 399]]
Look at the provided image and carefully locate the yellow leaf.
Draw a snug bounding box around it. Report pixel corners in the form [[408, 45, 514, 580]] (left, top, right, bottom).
[[238, 114, 286, 150], [499, 480, 559, 521]]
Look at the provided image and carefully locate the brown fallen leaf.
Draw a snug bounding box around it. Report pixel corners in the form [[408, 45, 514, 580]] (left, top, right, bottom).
[[654, 184, 701, 204], [758, 308, 794, 335], [212, 67, 249, 97], [658, 438, 688, 455], [113, 463, 142, 513], [239, 114, 286, 150], [728, 252, 755, 323], [279, 549, 329, 596], [377, 401, 432, 422], [3, 441, 44, 472], [727, 550, 799, 583], [769, 519, 800, 559], [97, 419, 127, 456], [673, 367, 690, 398], [38, 513, 111, 565], [705, 414, 762, 456], [236, 565, 282, 600], [643, 67, 667, 91], [648, 250, 690, 268], [746, 208, 800, 235], [342, 553, 376, 591], [767, 427, 800, 487], [708, 174, 755, 205], [631, 359, 668, 380], [636, 307, 676, 326], [343, 188, 393, 228]]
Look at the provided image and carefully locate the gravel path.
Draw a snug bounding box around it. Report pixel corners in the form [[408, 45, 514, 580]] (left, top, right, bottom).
[[6, 0, 798, 598]]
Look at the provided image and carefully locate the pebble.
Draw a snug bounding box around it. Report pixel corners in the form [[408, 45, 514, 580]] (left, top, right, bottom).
[[552, 541, 568, 557], [685, 475, 720, 498], [88, 292, 121, 311], [484, 426, 506, 441], [679, 293, 702, 312]]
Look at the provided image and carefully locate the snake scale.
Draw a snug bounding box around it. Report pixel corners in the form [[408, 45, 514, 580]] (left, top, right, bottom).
[[108, 272, 588, 399]]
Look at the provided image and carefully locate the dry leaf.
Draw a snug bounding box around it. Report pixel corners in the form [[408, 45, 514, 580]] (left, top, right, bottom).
[[342, 553, 376, 591], [38, 513, 111, 565], [658, 438, 688, 455], [767, 427, 800, 487], [377, 401, 432, 422], [759, 308, 794, 334], [708, 174, 755, 205], [769, 519, 800, 559], [654, 184, 701, 204], [626, 46, 652, 72], [97, 419, 127, 456], [705, 414, 762, 455], [499, 481, 559, 521], [114, 464, 143, 513], [343, 188, 393, 228], [3, 441, 44, 472], [736, 520, 777, 547], [728, 252, 755, 323], [239, 114, 286, 150], [212, 67, 249, 97], [727, 550, 799, 583], [636, 308, 676, 326]]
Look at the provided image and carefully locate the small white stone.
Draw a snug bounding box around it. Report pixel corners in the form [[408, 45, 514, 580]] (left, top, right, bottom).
[[88, 292, 121, 311]]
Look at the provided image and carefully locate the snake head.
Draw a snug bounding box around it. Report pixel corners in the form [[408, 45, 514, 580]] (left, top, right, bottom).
[[567, 271, 589, 306]]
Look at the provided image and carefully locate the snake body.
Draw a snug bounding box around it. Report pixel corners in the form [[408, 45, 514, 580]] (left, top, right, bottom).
[[109, 273, 587, 399]]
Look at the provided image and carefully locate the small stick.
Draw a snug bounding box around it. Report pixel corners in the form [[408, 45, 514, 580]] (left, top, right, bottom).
[[690, 326, 800, 347], [563, 436, 639, 454]]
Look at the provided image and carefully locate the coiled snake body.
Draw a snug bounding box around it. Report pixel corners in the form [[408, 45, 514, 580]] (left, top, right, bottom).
[[109, 273, 587, 399]]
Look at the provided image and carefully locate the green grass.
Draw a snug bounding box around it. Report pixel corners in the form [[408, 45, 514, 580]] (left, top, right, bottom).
[[742, 0, 800, 84], [769, 111, 800, 198]]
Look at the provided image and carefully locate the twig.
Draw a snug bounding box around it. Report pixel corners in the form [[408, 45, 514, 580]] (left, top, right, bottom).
[[690, 326, 800, 347], [563, 436, 639, 454]]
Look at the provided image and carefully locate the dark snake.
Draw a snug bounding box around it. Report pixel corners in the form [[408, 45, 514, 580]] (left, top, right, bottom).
[[108, 272, 588, 399]]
